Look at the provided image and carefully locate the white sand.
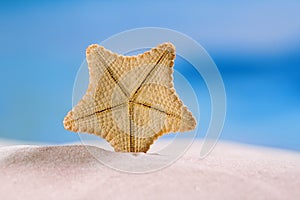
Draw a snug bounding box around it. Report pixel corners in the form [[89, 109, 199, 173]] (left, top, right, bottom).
[[0, 141, 300, 200]]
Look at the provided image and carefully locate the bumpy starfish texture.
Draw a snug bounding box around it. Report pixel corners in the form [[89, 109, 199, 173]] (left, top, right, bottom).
[[63, 42, 196, 152]]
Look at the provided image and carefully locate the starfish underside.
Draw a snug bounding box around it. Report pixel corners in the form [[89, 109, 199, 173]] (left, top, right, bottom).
[[63, 42, 196, 152]]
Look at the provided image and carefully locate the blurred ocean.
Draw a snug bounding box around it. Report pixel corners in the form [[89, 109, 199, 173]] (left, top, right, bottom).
[[0, 0, 299, 150]]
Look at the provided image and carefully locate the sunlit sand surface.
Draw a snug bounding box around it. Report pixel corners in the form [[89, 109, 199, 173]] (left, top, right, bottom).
[[0, 140, 299, 200]]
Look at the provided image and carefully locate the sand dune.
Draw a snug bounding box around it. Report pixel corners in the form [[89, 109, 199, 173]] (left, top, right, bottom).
[[0, 141, 300, 200]]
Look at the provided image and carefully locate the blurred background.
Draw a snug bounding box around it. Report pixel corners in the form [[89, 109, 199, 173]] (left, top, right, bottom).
[[0, 0, 299, 150]]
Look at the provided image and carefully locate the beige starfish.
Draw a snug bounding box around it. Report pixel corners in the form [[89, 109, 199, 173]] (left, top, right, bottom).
[[63, 42, 196, 153]]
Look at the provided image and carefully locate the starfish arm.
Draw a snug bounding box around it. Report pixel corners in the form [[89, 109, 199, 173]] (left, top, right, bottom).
[[135, 43, 176, 89], [63, 45, 129, 136], [116, 43, 176, 98], [63, 103, 123, 134], [86, 44, 131, 98], [137, 43, 176, 85], [133, 84, 196, 133]]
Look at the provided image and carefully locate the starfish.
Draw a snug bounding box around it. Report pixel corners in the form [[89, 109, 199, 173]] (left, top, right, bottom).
[[63, 42, 196, 153]]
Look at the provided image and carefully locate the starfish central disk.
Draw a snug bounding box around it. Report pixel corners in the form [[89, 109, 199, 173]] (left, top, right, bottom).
[[63, 42, 196, 152]]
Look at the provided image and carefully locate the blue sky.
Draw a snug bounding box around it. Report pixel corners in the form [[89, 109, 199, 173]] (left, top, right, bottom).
[[0, 0, 299, 150]]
